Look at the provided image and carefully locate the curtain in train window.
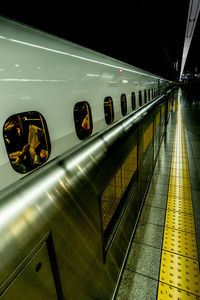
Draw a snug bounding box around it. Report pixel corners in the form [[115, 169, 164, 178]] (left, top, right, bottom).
[[74, 101, 93, 140], [131, 92, 136, 110], [3, 111, 51, 174], [121, 94, 127, 116], [104, 97, 114, 124], [139, 91, 142, 106]]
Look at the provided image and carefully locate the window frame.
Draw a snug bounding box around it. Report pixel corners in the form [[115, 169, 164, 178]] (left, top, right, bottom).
[[3, 111, 51, 174], [139, 91, 142, 106], [104, 96, 114, 125], [148, 89, 151, 101], [151, 89, 154, 99], [144, 89, 147, 104], [74, 101, 93, 140], [131, 92, 136, 110], [120, 94, 127, 116]]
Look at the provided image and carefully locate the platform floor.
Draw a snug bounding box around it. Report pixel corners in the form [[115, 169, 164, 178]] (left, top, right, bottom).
[[115, 89, 200, 299]]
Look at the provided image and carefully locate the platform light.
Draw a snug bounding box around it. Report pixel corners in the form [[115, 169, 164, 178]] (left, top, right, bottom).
[[180, 0, 200, 78]]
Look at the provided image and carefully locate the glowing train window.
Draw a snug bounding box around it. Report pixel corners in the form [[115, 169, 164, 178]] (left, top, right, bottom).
[[104, 97, 114, 124], [131, 92, 136, 110], [3, 111, 51, 174], [139, 91, 142, 106], [121, 94, 127, 116], [74, 101, 93, 140]]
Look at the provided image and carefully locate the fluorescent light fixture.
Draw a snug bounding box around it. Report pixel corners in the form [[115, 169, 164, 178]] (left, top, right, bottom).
[[180, 0, 200, 78]]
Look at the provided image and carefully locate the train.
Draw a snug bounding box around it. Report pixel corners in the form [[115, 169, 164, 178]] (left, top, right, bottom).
[[0, 16, 175, 300], [0, 16, 172, 191]]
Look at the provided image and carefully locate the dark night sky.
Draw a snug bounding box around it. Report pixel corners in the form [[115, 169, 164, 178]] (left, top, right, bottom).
[[0, 1, 199, 80]]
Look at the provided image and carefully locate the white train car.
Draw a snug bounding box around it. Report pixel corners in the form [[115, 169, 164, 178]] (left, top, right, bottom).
[[0, 17, 172, 191]]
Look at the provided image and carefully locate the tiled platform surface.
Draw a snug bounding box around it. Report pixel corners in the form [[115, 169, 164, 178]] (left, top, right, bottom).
[[115, 91, 200, 299]]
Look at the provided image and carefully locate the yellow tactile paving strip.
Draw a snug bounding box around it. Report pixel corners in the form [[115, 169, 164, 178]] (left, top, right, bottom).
[[157, 92, 200, 299], [163, 227, 198, 259], [165, 210, 196, 234]]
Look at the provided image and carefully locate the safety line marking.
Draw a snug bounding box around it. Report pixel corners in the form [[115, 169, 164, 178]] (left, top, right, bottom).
[[157, 90, 200, 299]]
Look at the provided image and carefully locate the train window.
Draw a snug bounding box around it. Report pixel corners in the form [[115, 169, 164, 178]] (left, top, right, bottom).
[[148, 89, 151, 101], [131, 92, 136, 110], [74, 101, 93, 140], [104, 97, 114, 124], [151, 89, 154, 99], [121, 94, 127, 116], [3, 111, 51, 174], [144, 90, 147, 104], [139, 91, 142, 106]]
